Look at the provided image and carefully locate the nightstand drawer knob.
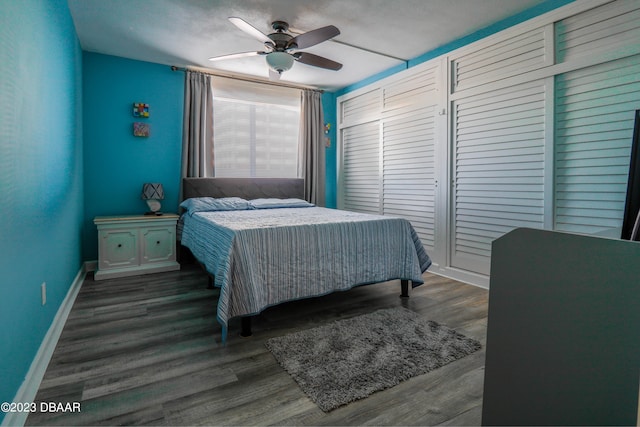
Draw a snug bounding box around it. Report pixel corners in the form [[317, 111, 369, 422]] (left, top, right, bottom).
[[156, 240, 161, 244], [117, 244, 122, 248]]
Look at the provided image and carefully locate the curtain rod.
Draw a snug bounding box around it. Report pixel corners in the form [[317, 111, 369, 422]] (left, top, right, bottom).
[[170, 66, 323, 93]]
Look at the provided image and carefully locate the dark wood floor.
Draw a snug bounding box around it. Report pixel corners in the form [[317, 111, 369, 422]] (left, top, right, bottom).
[[26, 263, 488, 426]]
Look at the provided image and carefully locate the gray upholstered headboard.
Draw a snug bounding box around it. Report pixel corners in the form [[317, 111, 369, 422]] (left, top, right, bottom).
[[182, 178, 305, 201]]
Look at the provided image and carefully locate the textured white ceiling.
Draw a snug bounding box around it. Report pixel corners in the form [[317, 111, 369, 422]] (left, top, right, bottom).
[[68, 0, 547, 90]]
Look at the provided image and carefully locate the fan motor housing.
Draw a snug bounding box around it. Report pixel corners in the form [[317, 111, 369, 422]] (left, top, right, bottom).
[[268, 31, 295, 51], [271, 20, 289, 32]]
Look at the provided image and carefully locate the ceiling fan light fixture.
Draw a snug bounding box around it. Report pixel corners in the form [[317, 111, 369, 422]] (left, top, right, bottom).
[[266, 51, 294, 74], [214, 18, 341, 76]]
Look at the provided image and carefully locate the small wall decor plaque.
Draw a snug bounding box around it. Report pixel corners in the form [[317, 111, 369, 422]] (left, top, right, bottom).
[[133, 122, 150, 137], [324, 122, 331, 147], [133, 103, 149, 118]]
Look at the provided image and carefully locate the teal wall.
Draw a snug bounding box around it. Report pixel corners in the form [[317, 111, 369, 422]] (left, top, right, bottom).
[[82, 53, 184, 260], [322, 92, 337, 208], [0, 0, 83, 418]]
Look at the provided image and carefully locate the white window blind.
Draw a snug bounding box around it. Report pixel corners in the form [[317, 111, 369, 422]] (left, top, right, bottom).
[[212, 77, 300, 178], [554, 54, 640, 235]]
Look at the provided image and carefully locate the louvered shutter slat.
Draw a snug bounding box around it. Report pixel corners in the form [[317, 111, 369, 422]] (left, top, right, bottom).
[[452, 80, 547, 275], [342, 122, 381, 214], [556, 0, 640, 63], [554, 54, 640, 235], [382, 68, 439, 251], [452, 27, 548, 93]]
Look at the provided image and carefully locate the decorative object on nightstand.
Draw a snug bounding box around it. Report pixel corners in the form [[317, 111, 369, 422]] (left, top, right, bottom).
[[141, 183, 164, 215], [93, 214, 180, 280]]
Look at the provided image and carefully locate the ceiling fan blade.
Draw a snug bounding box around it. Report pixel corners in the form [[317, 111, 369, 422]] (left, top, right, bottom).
[[228, 17, 273, 46], [208, 51, 264, 62], [288, 25, 340, 49], [268, 69, 281, 81], [293, 52, 342, 71]]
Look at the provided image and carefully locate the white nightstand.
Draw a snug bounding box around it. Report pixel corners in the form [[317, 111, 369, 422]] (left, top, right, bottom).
[[93, 214, 180, 280]]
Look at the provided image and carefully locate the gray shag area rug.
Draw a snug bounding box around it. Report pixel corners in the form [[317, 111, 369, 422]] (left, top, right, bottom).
[[265, 307, 481, 412]]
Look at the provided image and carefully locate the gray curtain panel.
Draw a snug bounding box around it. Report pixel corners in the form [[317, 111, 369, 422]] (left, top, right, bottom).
[[181, 71, 214, 185], [299, 90, 326, 206]]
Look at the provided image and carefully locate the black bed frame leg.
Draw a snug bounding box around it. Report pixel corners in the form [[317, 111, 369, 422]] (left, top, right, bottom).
[[240, 316, 253, 338], [400, 279, 410, 298]]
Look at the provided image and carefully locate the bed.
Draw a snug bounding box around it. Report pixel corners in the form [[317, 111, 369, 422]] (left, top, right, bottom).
[[179, 177, 432, 341]]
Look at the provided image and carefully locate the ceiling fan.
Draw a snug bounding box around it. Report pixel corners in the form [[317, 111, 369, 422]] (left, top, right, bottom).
[[208, 17, 343, 80]]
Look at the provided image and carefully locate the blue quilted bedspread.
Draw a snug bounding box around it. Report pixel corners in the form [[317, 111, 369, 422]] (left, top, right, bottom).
[[180, 207, 431, 341]]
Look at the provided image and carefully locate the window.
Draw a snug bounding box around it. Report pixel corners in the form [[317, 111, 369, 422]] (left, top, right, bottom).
[[212, 77, 301, 178]]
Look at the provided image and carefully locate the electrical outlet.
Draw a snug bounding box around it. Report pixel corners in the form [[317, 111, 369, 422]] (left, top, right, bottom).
[[41, 282, 46, 305]]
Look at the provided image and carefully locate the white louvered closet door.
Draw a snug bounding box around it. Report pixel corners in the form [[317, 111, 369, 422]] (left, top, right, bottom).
[[339, 63, 441, 252], [381, 65, 439, 252], [553, 0, 640, 236], [554, 55, 640, 235], [341, 122, 381, 214], [451, 80, 547, 275], [340, 89, 382, 214]]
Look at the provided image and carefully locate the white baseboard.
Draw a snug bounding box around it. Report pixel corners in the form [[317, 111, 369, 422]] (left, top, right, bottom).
[[430, 264, 490, 289], [1, 264, 87, 427], [84, 260, 97, 272]]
